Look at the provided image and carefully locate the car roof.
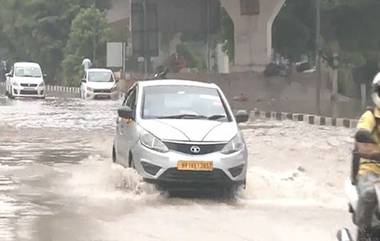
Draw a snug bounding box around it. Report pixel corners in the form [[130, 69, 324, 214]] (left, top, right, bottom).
[[138, 79, 217, 88], [87, 68, 112, 73], [14, 62, 41, 68]]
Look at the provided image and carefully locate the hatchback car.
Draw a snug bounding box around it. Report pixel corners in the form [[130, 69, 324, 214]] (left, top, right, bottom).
[[80, 68, 119, 100], [112, 80, 249, 193], [5, 62, 46, 99]]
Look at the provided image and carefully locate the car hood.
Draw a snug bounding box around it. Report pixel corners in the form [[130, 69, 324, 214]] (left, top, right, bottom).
[[139, 119, 238, 142], [87, 82, 115, 89], [13, 77, 43, 84]]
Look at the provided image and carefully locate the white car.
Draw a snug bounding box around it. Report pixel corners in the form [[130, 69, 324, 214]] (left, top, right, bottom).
[[80, 68, 119, 100], [113, 80, 249, 194], [5, 62, 46, 99]]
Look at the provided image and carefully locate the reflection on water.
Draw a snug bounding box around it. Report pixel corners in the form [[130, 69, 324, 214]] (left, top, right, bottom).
[[0, 97, 120, 130]]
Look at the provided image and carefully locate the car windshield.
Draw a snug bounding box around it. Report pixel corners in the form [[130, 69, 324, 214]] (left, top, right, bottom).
[[88, 71, 114, 82], [142, 85, 230, 122], [15, 66, 42, 78]]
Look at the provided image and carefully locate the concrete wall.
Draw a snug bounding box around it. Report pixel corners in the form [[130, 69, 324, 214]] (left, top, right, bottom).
[[126, 71, 362, 119], [0, 70, 363, 119]]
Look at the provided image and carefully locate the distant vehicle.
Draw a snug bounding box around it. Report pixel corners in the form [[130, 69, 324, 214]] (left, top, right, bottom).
[[5, 62, 46, 99], [112, 79, 249, 195], [80, 68, 119, 100]]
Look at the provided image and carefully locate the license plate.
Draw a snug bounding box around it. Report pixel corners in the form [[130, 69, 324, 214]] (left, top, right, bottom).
[[177, 161, 213, 171]]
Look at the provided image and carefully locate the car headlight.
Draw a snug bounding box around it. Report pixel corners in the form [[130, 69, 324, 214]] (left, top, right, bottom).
[[39, 82, 45, 87], [221, 134, 245, 155], [12, 81, 19, 86], [87, 87, 94, 92], [140, 130, 169, 153]]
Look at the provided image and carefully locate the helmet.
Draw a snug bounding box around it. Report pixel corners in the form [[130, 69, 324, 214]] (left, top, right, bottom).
[[372, 72, 380, 108]]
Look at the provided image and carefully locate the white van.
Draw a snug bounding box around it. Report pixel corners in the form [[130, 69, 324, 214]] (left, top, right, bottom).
[[80, 68, 119, 100], [5, 62, 46, 99]]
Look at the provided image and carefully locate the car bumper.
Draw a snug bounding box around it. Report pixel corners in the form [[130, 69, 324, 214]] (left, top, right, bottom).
[[86, 91, 119, 100], [132, 141, 248, 187], [12, 86, 45, 98]]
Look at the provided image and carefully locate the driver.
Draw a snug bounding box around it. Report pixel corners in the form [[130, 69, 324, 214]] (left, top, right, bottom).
[[354, 72, 380, 238]]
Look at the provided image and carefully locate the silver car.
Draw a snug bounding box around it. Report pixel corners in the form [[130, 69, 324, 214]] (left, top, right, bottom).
[[112, 80, 249, 192]]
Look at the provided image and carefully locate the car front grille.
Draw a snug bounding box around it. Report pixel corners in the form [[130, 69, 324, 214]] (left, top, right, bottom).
[[21, 83, 38, 87], [93, 89, 111, 93], [20, 90, 38, 95], [158, 168, 230, 184], [163, 141, 226, 155]]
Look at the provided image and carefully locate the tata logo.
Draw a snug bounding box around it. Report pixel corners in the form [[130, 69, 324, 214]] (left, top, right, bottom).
[[190, 146, 201, 154]]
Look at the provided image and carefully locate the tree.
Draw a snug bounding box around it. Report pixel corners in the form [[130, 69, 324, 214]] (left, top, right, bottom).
[[63, 6, 110, 84], [0, 0, 110, 83], [272, 0, 315, 61]]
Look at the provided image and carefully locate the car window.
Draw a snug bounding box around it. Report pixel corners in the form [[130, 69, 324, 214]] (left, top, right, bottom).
[[142, 85, 231, 121], [14, 66, 42, 77], [88, 71, 114, 82], [123, 87, 137, 110]]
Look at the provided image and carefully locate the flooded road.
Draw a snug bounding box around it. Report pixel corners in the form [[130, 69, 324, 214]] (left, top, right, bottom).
[[0, 93, 354, 241]]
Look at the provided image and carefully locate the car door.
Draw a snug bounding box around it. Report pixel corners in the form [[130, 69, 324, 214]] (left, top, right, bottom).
[[116, 85, 138, 166]]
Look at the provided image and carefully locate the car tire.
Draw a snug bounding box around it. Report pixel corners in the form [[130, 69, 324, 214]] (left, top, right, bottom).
[[129, 153, 135, 169], [9, 87, 14, 99], [112, 146, 117, 163]]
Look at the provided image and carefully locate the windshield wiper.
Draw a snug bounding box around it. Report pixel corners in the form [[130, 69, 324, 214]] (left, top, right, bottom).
[[208, 115, 227, 120], [158, 114, 208, 120]]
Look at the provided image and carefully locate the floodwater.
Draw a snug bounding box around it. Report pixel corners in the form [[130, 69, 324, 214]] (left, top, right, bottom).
[[0, 93, 354, 241]]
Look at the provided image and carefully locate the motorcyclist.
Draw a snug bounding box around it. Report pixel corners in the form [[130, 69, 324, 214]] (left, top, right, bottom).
[[354, 72, 380, 240], [153, 65, 168, 79]]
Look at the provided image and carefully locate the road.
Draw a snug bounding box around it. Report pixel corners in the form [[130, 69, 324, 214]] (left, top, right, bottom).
[[0, 94, 354, 241]]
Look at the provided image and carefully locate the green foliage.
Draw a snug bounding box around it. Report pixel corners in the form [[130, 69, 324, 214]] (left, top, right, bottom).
[[62, 54, 82, 86], [0, 0, 110, 84], [273, 0, 315, 61], [176, 43, 206, 71], [62, 6, 110, 85]]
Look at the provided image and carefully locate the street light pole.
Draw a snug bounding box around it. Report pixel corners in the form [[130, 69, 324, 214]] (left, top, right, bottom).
[[315, 0, 321, 115], [142, 0, 149, 74]]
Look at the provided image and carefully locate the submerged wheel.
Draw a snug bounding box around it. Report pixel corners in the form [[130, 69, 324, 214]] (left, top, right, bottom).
[[112, 146, 117, 163], [8, 88, 14, 99], [129, 153, 135, 169]]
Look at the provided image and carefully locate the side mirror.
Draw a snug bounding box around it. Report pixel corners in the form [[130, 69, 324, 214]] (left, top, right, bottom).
[[5, 73, 11, 77], [81, 79, 86, 83], [235, 110, 249, 123], [43, 74, 47, 78], [118, 106, 134, 120]]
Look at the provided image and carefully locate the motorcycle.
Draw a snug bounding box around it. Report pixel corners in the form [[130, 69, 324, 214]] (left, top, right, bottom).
[[337, 152, 380, 241], [152, 67, 168, 80]]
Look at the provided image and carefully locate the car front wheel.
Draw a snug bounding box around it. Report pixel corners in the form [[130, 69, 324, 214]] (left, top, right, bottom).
[[112, 145, 117, 163], [8, 87, 14, 99]]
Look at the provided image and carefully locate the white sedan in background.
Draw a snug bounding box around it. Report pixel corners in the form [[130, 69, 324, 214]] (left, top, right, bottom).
[[5, 62, 46, 99], [80, 68, 119, 100]]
